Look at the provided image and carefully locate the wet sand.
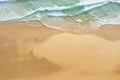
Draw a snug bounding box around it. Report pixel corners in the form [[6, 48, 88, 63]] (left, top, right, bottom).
[[0, 22, 120, 80]]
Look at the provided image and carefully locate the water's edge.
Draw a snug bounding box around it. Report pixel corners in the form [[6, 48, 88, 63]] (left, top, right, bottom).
[[0, 0, 120, 32]]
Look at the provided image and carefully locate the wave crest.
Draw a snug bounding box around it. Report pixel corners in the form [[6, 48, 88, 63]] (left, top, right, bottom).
[[0, 0, 120, 32]]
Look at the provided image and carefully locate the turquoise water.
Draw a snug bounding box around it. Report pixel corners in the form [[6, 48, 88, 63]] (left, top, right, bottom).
[[0, 0, 120, 32]]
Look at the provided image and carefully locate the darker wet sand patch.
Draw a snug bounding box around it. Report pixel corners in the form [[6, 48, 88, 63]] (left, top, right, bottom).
[[0, 22, 61, 80], [113, 64, 120, 75], [0, 54, 60, 80], [84, 25, 120, 41], [0, 21, 61, 43], [1, 22, 120, 41], [65, 25, 120, 41]]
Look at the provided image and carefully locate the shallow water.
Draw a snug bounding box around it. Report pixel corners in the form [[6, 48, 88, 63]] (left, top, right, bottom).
[[0, 0, 120, 32]]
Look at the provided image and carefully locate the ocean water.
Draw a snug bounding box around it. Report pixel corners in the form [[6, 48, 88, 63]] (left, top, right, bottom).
[[0, 0, 120, 32]]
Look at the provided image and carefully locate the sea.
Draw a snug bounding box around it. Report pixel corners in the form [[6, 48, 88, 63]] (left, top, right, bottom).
[[0, 0, 120, 32]]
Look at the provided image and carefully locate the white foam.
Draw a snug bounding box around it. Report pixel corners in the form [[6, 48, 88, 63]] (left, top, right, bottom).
[[77, 0, 107, 6], [48, 12, 67, 17], [0, 0, 10, 1], [83, 1, 108, 11], [96, 16, 120, 25], [0, 0, 120, 23]]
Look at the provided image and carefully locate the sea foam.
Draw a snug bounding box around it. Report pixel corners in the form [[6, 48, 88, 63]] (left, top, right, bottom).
[[0, 0, 120, 32]]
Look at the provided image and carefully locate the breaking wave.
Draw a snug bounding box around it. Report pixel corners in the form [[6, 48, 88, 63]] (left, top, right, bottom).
[[0, 0, 120, 32]]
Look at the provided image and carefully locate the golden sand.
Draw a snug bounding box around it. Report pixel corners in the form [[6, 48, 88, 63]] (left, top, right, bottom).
[[0, 22, 120, 80]]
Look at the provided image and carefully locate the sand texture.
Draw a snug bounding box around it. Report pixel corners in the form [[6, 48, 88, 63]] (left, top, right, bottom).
[[0, 22, 120, 80]]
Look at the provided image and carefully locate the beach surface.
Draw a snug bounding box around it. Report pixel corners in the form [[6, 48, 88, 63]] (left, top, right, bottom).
[[0, 22, 120, 80]]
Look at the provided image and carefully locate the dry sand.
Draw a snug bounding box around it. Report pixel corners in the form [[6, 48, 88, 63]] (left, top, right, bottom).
[[0, 22, 120, 80]]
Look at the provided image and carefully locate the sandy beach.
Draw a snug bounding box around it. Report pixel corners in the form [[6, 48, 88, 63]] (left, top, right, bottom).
[[0, 22, 120, 80]]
